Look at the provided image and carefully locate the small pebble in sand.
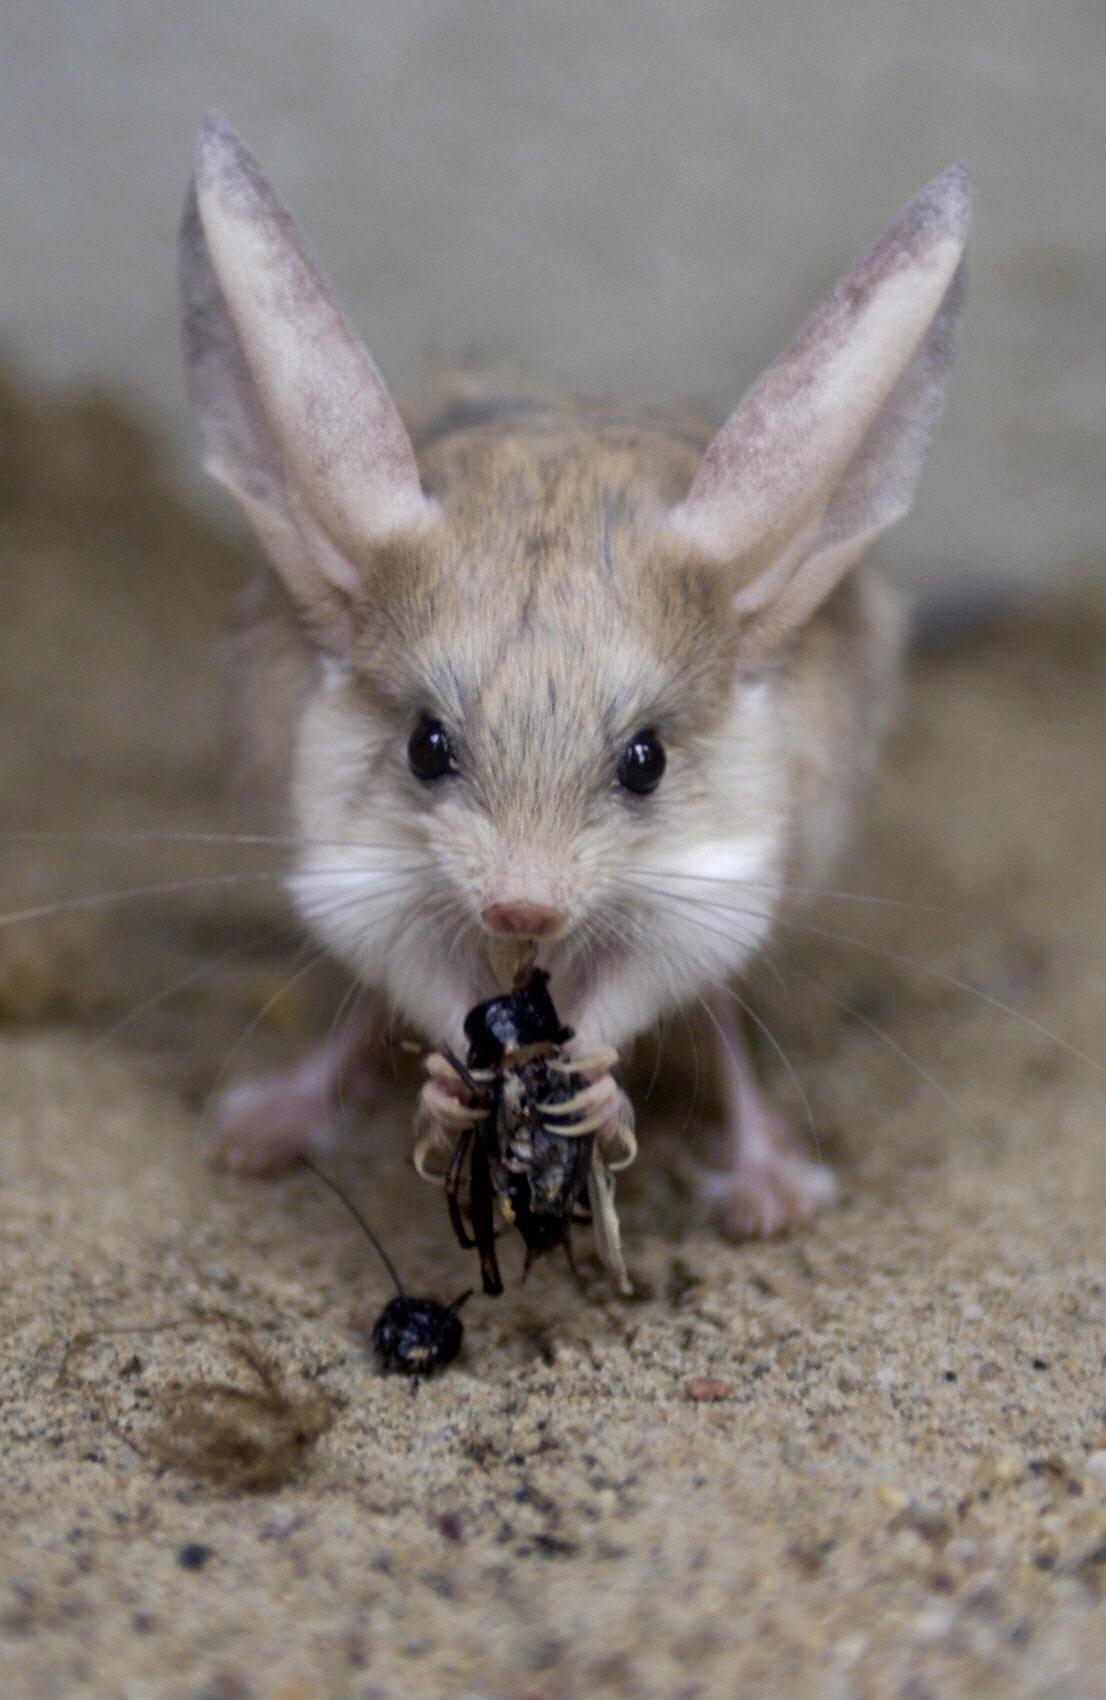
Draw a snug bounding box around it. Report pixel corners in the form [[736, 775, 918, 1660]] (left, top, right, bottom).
[[684, 1378, 735, 1402], [177, 1542, 213, 1570], [1085, 1450, 1106, 1482]]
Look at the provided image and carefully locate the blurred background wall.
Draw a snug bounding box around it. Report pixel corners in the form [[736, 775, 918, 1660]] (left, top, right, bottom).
[[2, 0, 1103, 594]]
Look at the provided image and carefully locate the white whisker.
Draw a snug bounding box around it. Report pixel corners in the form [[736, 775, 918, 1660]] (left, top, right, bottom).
[[781, 956, 973, 1132], [0, 863, 433, 934], [0, 827, 435, 858], [210, 943, 335, 1094], [627, 876, 1106, 1083], [705, 982, 817, 1144]]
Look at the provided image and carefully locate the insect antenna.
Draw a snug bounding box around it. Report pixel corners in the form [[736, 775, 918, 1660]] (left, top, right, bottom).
[[299, 1155, 405, 1298], [300, 1157, 470, 1378], [439, 1043, 482, 1096]]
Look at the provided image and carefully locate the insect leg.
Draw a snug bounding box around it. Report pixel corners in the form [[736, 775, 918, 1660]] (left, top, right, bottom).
[[445, 1126, 476, 1250], [587, 1151, 632, 1297], [469, 1138, 503, 1297]]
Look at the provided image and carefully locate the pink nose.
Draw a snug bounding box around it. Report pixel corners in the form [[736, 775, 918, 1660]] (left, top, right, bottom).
[[481, 902, 567, 939]]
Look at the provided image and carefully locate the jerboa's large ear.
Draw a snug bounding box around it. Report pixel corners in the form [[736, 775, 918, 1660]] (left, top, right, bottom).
[[668, 167, 970, 650], [180, 114, 433, 641]]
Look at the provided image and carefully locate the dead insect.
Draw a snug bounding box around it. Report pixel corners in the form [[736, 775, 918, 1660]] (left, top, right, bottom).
[[370, 1292, 466, 1377], [301, 1157, 469, 1377], [417, 968, 635, 1295]]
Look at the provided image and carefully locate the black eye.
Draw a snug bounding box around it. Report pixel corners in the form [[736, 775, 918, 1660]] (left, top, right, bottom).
[[617, 729, 666, 795], [408, 716, 457, 782]]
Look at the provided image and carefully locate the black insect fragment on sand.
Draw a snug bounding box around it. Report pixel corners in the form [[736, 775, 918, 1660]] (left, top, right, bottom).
[[301, 1157, 469, 1378], [370, 1293, 468, 1377]]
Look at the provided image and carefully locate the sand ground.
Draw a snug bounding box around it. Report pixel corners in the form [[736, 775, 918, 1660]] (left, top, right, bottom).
[[1, 371, 1104, 1700]]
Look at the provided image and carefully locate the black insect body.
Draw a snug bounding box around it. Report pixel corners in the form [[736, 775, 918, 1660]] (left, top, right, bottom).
[[463, 967, 572, 1069], [370, 1294, 467, 1377], [493, 1049, 595, 1253], [445, 970, 597, 1296]]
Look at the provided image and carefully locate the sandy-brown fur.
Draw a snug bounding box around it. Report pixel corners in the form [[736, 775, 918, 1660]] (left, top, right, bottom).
[[234, 386, 902, 914]]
